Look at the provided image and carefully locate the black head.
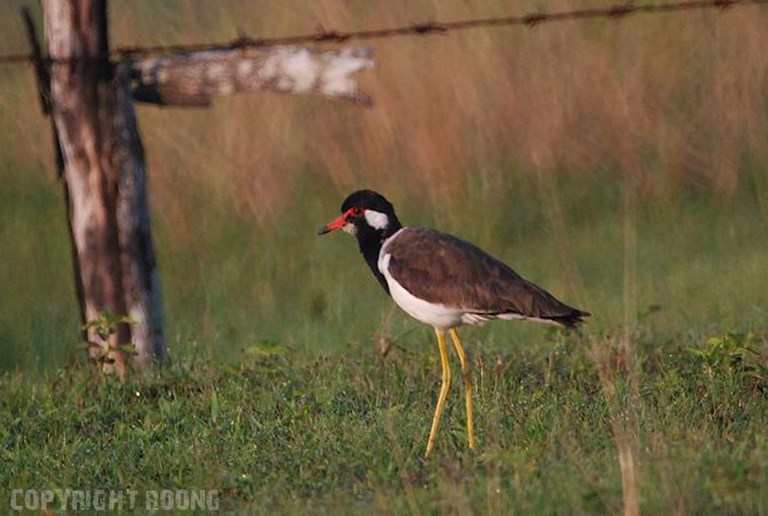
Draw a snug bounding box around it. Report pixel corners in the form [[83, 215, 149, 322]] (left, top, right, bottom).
[[318, 190, 403, 295], [340, 190, 396, 217], [318, 189, 401, 239]]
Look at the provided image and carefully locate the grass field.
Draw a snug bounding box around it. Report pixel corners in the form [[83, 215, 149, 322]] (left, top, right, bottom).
[[2, 0, 768, 513], [2, 162, 767, 371], [2, 162, 767, 513], [2, 324, 767, 514]]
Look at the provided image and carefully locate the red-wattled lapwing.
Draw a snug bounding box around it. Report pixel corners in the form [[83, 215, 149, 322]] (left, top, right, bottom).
[[318, 190, 589, 457]]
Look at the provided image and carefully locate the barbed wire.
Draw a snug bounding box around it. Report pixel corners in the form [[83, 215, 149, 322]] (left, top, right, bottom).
[[2, 0, 767, 65]]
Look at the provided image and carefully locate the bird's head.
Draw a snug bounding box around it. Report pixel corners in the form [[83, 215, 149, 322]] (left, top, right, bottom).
[[318, 189, 401, 240]]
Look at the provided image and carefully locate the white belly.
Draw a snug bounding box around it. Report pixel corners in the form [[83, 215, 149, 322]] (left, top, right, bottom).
[[378, 252, 465, 329]]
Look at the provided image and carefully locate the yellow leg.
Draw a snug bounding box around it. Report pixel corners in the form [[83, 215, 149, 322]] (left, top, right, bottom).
[[449, 328, 476, 449], [425, 328, 452, 458]]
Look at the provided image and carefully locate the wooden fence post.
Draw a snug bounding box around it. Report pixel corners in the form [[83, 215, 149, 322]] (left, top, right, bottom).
[[43, 0, 165, 373], [21, 7, 87, 342]]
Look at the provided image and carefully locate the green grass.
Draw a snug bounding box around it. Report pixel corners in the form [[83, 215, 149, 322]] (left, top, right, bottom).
[[2, 158, 766, 372], [1, 329, 766, 514], [0, 161, 80, 373], [1, 158, 767, 513]]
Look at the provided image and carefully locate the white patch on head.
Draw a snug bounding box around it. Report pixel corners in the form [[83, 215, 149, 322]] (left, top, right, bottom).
[[364, 209, 389, 230], [342, 223, 357, 236]]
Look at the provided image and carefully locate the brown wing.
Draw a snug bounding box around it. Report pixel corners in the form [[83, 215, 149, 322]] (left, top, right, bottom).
[[385, 227, 589, 327]]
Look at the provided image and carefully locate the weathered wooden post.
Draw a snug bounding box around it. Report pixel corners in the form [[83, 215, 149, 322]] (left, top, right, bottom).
[[43, 0, 164, 374], [33, 0, 373, 375]]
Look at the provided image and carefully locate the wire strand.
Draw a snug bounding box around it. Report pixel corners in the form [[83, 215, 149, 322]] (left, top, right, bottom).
[[2, 0, 767, 65]]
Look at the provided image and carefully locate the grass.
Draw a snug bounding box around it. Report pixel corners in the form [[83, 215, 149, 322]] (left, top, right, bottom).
[[1, 0, 768, 512], [1, 161, 767, 513], [2, 159, 766, 372], [1, 328, 766, 514], [4, 0, 768, 211]]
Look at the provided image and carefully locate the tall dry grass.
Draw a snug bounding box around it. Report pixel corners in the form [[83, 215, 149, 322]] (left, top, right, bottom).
[[2, 0, 768, 233]]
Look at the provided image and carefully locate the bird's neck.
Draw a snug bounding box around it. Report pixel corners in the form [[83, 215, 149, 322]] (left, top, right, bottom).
[[357, 220, 402, 295]]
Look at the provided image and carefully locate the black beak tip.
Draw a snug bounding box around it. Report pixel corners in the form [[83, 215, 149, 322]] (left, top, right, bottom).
[[317, 225, 330, 236]]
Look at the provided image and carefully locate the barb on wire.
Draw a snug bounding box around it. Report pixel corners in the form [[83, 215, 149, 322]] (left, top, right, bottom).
[[1, 0, 767, 65]]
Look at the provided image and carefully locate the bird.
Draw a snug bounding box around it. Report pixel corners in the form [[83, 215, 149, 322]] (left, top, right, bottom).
[[318, 189, 589, 457]]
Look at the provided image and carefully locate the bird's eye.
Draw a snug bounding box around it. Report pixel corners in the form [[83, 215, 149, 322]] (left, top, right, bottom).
[[351, 208, 363, 216]]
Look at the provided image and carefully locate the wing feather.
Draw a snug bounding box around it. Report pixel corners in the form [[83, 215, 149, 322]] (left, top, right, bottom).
[[385, 227, 589, 326]]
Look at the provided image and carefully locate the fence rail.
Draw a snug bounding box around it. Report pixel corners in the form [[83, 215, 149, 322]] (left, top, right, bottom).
[[2, 0, 767, 65]]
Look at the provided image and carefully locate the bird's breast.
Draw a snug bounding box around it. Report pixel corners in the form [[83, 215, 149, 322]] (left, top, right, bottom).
[[378, 252, 465, 330]]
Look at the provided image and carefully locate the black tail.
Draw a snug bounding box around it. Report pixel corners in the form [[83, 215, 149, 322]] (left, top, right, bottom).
[[549, 308, 591, 329]]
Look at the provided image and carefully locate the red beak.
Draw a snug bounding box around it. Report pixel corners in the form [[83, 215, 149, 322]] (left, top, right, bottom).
[[317, 210, 352, 235]]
